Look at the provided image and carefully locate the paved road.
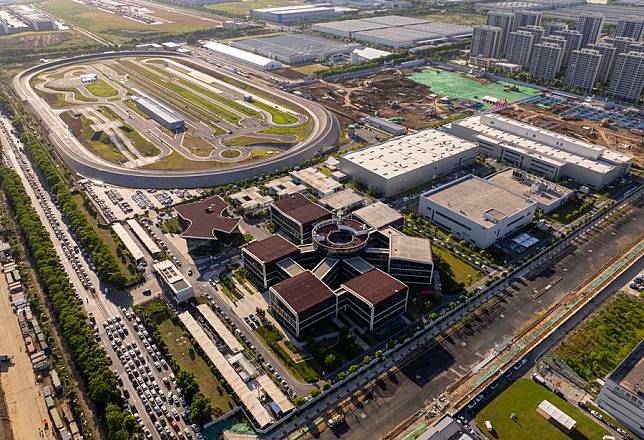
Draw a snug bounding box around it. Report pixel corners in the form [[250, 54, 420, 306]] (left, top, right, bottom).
[[0, 115, 191, 439], [277, 195, 643, 440], [145, 217, 314, 397]]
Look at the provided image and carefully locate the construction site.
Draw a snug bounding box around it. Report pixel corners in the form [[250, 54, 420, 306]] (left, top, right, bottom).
[[499, 96, 644, 167], [305, 67, 479, 134]]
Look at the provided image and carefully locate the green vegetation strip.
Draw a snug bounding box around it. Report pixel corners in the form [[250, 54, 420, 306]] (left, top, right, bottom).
[[255, 325, 320, 382], [261, 123, 312, 142], [253, 100, 299, 125], [476, 378, 607, 440], [85, 80, 118, 97], [555, 293, 643, 383], [223, 135, 293, 147]]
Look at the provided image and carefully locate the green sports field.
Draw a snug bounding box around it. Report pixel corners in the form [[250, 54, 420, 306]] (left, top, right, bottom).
[[409, 68, 539, 108], [476, 378, 607, 440]]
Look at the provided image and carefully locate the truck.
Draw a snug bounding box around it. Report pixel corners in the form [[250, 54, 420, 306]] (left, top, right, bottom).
[[485, 420, 493, 432]]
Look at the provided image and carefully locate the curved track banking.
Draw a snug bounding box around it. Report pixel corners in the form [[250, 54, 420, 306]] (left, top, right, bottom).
[[13, 50, 339, 188]]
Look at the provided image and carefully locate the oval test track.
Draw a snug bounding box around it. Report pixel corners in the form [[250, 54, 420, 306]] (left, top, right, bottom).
[[13, 50, 339, 189]]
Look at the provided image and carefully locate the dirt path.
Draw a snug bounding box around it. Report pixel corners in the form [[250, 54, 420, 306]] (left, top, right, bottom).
[[0, 274, 54, 440]]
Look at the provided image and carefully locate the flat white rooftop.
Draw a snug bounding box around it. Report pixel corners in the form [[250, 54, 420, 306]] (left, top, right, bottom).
[[290, 167, 342, 195], [342, 129, 478, 180], [203, 41, 282, 69], [455, 115, 632, 173], [423, 175, 535, 228]]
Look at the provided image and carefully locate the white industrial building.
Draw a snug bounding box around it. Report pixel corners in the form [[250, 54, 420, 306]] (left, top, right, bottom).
[[419, 174, 537, 249], [449, 114, 632, 189], [153, 260, 194, 303], [249, 4, 355, 24], [351, 47, 392, 63], [338, 129, 478, 196], [202, 41, 283, 70]]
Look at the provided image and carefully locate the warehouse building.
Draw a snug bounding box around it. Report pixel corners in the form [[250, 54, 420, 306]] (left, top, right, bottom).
[[449, 114, 633, 189], [419, 174, 537, 249], [362, 115, 407, 136], [7, 5, 56, 31], [231, 33, 359, 65], [338, 129, 478, 196], [596, 342, 644, 439], [202, 41, 283, 70], [132, 95, 185, 132], [311, 15, 472, 48], [153, 260, 194, 303], [249, 4, 354, 24], [537, 400, 576, 433], [270, 193, 332, 244]]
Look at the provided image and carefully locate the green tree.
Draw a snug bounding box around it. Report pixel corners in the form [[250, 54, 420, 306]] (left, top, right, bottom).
[[348, 364, 358, 373], [310, 387, 320, 398], [324, 353, 336, 368], [362, 355, 372, 364], [322, 381, 331, 391], [105, 403, 141, 439], [176, 371, 199, 403], [294, 396, 307, 406], [375, 350, 383, 360], [337, 371, 347, 380], [190, 393, 213, 426]]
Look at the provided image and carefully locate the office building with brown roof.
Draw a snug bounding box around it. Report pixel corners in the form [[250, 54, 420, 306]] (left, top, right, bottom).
[[270, 193, 332, 244], [175, 195, 240, 252], [241, 235, 300, 289], [340, 268, 408, 332], [268, 271, 337, 337]]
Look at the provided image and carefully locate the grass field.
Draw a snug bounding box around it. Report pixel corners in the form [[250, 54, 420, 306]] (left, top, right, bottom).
[[41, 0, 219, 43], [61, 111, 126, 163], [207, 0, 302, 15], [142, 151, 225, 171], [0, 29, 94, 52], [433, 245, 482, 294], [182, 132, 215, 157], [157, 320, 235, 412], [85, 80, 118, 97], [253, 100, 299, 124], [261, 121, 312, 141], [291, 64, 329, 76], [555, 293, 644, 383], [421, 13, 486, 25], [476, 378, 608, 440], [409, 69, 539, 108], [223, 135, 293, 147]]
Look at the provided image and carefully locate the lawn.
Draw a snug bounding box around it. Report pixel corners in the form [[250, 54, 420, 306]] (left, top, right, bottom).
[[142, 151, 224, 171], [253, 100, 299, 125], [291, 64, 329, 76], [554, 293, 644, 383], [207, 0, 302, 16], [223, 135, 293, 147], [547, 197, 593, 224], [476, 378, 608, 440], [261, 121, 312, 141], [85, 80, 118, 97], [420, 13, 486, 26], [157, 319, 236, 412], [60, 111, 126, 164], [182, 132, 215, 157], [41, 0, 219, 43], [255, 325, 320, 382]]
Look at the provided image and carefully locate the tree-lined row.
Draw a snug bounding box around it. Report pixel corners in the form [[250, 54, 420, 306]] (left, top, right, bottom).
[[0, 91, 132, 287], [0, 168, 140, 438]]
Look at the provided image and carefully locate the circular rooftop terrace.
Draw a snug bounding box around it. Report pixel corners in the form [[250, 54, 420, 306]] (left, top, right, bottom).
[[312, 218, 372, 258]]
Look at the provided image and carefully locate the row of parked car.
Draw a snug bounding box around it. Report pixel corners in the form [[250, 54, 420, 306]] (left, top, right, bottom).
[[80, 180, 117, 223]]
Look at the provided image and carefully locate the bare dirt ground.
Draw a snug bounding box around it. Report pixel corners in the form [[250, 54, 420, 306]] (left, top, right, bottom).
[[306, 69, 470, 131], [500, 103, 644, 167], [0, 277, 54, 440]]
